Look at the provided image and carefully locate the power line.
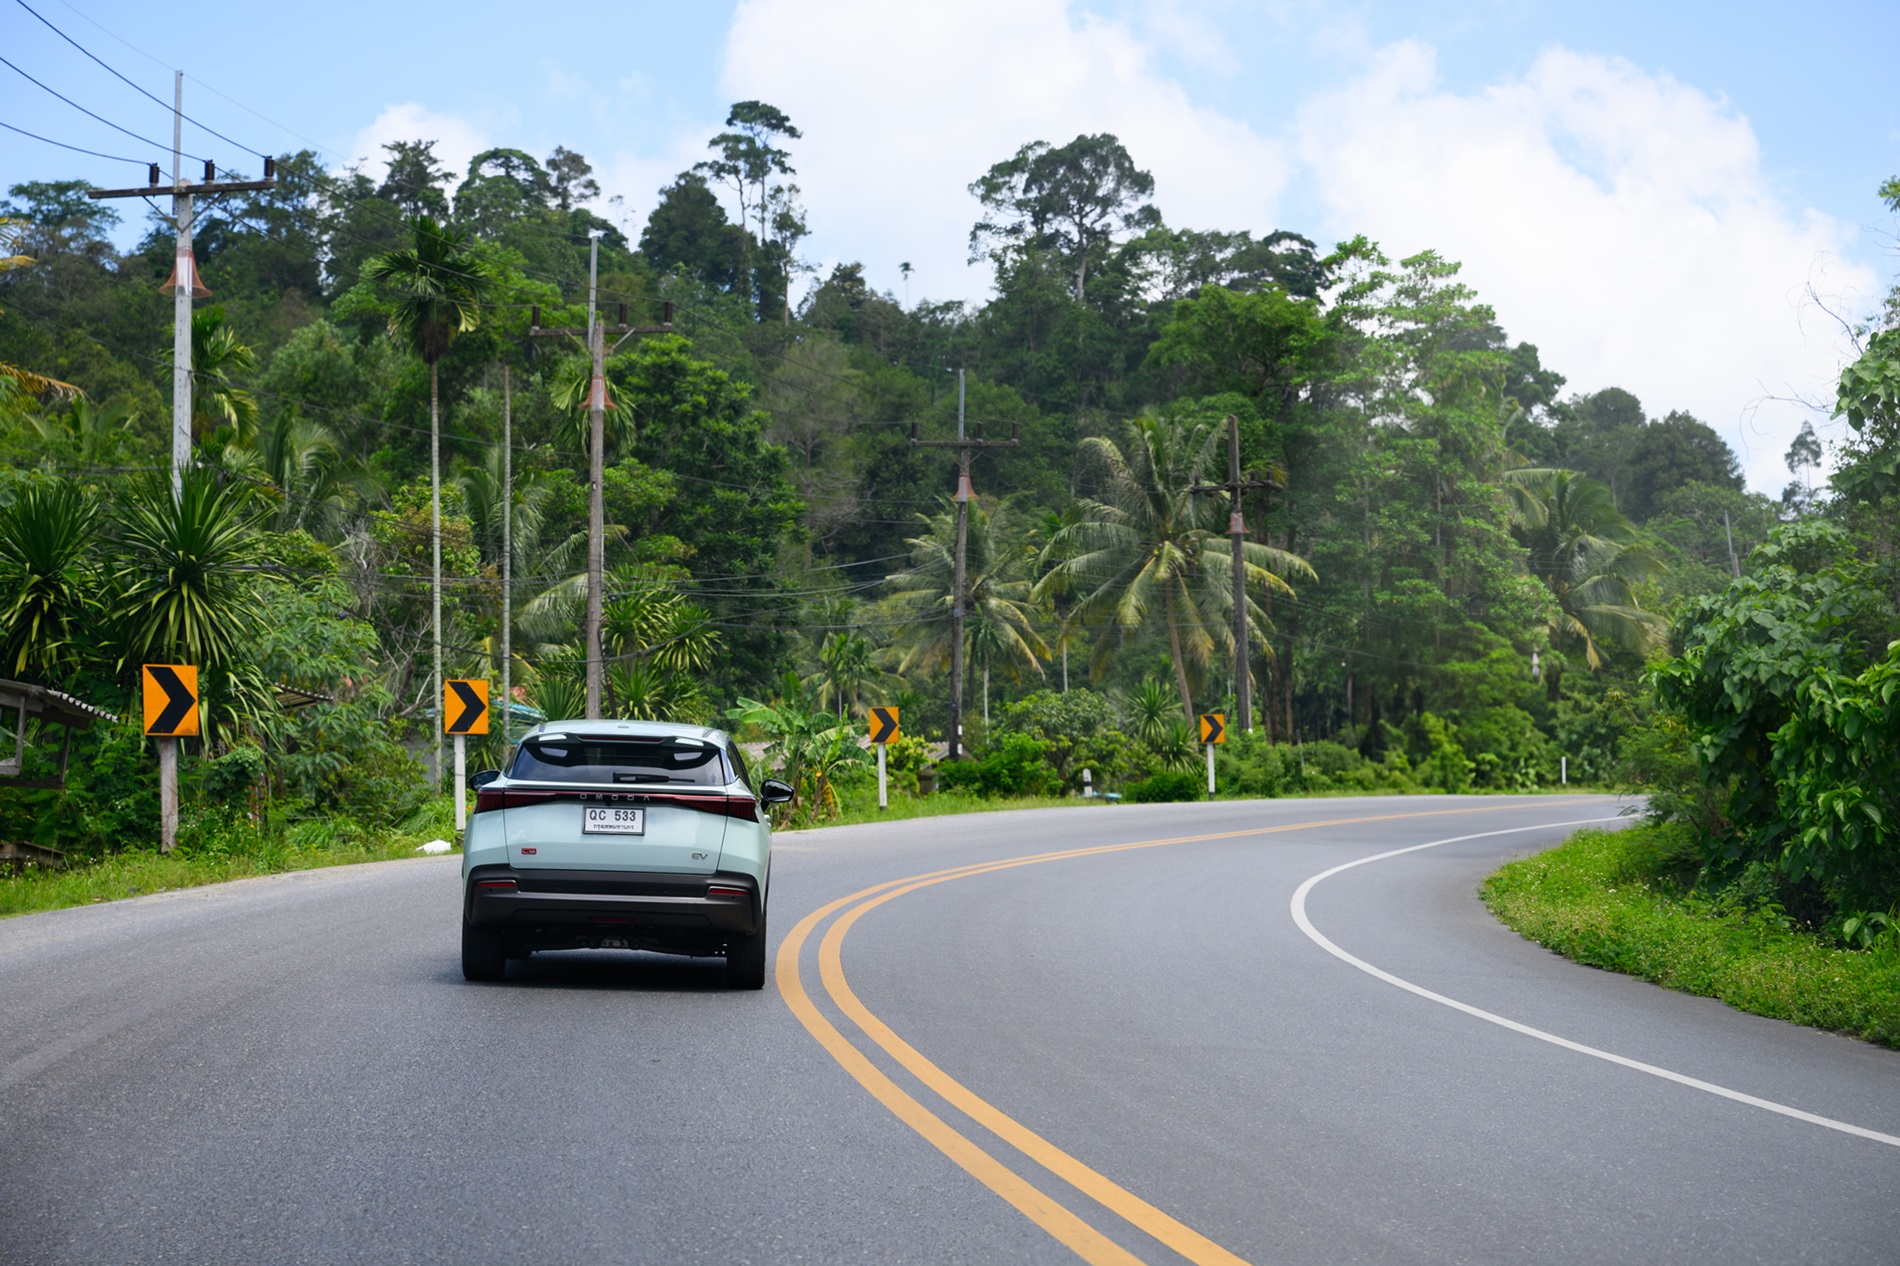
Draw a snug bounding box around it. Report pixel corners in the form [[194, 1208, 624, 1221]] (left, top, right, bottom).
[[0, 117, 150, 166], [0, 52, 199, 161], [11, 0, 264, 157]]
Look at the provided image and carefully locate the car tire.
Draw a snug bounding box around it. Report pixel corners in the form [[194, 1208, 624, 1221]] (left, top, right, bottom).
[[725, 907, 767, 990], [462, 920, 507, 981]]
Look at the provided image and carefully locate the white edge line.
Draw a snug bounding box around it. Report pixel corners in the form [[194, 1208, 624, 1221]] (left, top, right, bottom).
[[1288, 817, 1900, 1150]]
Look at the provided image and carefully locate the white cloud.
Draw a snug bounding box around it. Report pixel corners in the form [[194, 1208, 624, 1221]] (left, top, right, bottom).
[[717, 0, 1290, 308], [343, 103, 493, 185], [1295, 42, 1879, 492]]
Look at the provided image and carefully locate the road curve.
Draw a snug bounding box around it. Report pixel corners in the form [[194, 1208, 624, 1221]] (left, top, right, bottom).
[[3, 795, 1895, 1264]]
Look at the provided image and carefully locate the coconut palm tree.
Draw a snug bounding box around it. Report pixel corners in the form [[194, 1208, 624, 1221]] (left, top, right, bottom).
[[876, 497, 1049, 705], [1036, 411, 1313, 720], [0, 480, 101, 680], [1503, 467, 1667, 669], [362, 216, 498, 788]]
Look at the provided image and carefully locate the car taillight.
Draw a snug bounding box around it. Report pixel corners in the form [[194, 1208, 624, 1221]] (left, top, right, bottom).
[[713, 796, 758, 822], [475, 878, 516, 891], [707, 884, 748, 898], [471, 789, 757, 820]]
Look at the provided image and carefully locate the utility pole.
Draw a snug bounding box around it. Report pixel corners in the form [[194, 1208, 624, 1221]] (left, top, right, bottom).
[[909, 370, 1018, 760], [1189, 415, 1280, 735], [531, 257, 672, 719], [88, 76, 274, 851], [501, 365, 512, 752]]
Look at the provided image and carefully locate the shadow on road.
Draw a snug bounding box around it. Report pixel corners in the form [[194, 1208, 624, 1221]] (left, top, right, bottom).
[[456, 949, 736, 993]]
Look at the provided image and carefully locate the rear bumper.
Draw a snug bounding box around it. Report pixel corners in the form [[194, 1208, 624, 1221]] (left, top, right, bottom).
[[465, 866, 761, 941]]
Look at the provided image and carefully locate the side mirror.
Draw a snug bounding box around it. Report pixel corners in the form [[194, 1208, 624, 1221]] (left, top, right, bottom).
[[467, 769, 502, 791], [759, 778, 795, 806]]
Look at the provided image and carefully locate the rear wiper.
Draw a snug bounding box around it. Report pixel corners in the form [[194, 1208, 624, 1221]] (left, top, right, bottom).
[[612, 772, 673, 784]]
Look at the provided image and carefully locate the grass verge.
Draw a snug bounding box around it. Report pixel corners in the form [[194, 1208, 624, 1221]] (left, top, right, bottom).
[[0, 800, 460, 921], [790, 790, 1099, 831], [1482, 823, 1900, 1048]]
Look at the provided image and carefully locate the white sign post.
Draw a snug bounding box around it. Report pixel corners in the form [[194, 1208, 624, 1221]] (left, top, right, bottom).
[[866, 707, 900, 812], [454, 733, 467, 830], [1206, 743, 1216, 796]]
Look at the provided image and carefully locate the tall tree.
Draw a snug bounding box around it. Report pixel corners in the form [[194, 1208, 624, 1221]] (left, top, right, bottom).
[[1039, 411, 1311, 719], [695, 101, 801, 306], [544, 147, 600, 212], [969, 134, 1161, 303], [361, 216, 497, 790]]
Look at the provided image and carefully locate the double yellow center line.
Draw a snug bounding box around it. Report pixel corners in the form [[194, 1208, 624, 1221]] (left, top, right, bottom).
[[775, 803, 1540, 1265]]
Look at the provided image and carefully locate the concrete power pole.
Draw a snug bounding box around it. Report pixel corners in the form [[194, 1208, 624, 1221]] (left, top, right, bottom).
[[87, 76, 275, 851], [531, 257, 672, 719], [501, 364, 512, 751], [909, 370, 1018, 760], [1189, 414, 1280, 734]]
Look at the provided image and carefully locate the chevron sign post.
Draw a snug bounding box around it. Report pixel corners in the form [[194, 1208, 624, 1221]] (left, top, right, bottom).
[[867, 706, 900, 810], [142, 664, 200, 854], [445, 679, 489, 831], [1199, 712, 1225, 797]]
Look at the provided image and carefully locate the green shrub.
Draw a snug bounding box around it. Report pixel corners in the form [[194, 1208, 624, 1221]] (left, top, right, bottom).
[[201, 745, 266, 804], [322, 737, 428, 826], [935, 732, 1061, 798], [1126, 769, 1202, 803]]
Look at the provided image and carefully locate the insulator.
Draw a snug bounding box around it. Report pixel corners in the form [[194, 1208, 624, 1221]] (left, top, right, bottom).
[[263, 156, 275, 180], [147, 163, 160, 187], [662, 301, 675, 325], [531, 306, 541, 329], [909, 422, 919, 441], [203, 159, 215, 182]]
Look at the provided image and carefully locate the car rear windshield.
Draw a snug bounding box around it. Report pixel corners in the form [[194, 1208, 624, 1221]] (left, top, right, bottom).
[[509, 737, 729, 787]]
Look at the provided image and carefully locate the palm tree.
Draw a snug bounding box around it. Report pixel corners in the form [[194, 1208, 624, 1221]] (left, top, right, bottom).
[[223, 407, 358, 535], [166, 306, 258, 446], [876, 497, 1049, 705], [362, 216, 498, 789], [1037, 412, 1313, 720], [0, 480, 101, 680], [1503, 467, 1667, 669]]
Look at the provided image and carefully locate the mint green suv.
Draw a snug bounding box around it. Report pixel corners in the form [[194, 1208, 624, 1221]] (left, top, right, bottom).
[[459, 720, 792, 988]]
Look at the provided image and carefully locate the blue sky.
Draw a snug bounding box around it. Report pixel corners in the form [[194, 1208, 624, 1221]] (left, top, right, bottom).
[[4, 0, 1898, 491]]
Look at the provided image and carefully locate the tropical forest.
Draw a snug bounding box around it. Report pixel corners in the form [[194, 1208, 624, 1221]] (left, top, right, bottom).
[[3, 110, 1899, 964]]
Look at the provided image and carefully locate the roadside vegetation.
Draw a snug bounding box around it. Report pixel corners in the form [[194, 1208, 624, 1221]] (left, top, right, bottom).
[[0, 798, 456, 919], [2, 121, 1896, 930], [1485, 824, 1900, 1048]]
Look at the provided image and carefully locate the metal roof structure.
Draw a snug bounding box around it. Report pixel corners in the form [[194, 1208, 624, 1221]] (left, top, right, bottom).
[[0, 679, 119, 788]]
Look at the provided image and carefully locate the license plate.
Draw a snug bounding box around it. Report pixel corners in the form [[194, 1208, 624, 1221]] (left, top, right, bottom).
[[582, 806, 645, 835]]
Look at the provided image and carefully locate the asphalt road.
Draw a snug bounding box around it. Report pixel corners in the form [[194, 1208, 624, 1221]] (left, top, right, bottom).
[[3, 795, 1896, 1264]]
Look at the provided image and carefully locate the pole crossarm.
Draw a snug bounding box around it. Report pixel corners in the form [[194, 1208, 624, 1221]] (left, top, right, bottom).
[[89, 178, 275, 199]]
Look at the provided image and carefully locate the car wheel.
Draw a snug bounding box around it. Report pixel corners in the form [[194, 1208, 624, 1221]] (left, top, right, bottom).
[[462, 920, 507, 981], [725, 907, 767, 990]]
